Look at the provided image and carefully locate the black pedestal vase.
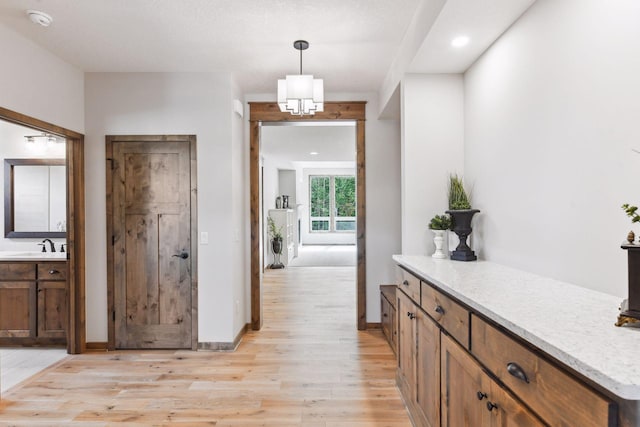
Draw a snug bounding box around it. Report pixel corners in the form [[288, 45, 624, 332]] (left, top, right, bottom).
[[270, 238, 285, 269], [445, 209, 480, 261]]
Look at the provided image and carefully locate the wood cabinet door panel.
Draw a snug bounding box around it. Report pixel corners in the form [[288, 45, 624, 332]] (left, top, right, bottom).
[[397, 290, 416, 398], [0, 282, 36, 337], [415, 310, 440, 427], [441, 334, 487, 427], [37, 282, 67, 338], [487, 378, 545, 427]]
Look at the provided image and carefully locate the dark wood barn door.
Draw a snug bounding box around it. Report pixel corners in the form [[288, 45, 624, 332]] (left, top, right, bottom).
[[110, 136, 195, 349]]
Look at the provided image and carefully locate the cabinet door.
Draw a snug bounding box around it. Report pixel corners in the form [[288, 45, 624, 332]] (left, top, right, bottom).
[[442, 334, 543, 427], [397, 291, 416, 399], [441, 334, 488, 427], [37, 282, 67, 338], [487, 379, 545, 427], [381, 294, 392, 345], [0, 282, 36, 338], [415, 309, 440, 427]]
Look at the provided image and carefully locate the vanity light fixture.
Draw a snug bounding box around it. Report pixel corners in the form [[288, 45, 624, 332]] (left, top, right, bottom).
[[451, 36, 470, 48], [24, 133, 63, 144], [310, 151, 319, 156], [277, 40, 324, 116], [26, 10, 53, 27]]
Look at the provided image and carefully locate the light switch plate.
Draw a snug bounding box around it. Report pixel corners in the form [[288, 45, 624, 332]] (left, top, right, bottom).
[[200, 231, 209, 245]]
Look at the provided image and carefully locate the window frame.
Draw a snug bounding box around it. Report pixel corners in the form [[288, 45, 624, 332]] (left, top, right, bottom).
[[309, 174, 356, 233]]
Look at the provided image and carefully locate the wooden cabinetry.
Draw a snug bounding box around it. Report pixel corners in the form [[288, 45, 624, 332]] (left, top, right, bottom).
[[471, 315, 616, 427], [380, 285, 397, 354], [268, 209, 295, 266], [0, 261, 67, 345], [395, 266, 616, 427], [397, 290, 440, 427], [441, 333, 543, 427]]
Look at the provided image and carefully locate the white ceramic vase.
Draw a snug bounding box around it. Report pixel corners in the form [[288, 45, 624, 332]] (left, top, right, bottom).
[[432, 229, 447, 259]]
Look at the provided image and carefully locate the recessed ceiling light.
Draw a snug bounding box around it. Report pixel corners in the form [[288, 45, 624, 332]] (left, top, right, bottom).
[[451, 36, 470, 48], [310, 151, 318, 155], [26, 10, 53, 27]]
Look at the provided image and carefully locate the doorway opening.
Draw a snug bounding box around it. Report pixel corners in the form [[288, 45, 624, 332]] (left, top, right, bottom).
[[261, 122, 357, 269], [249, 102, 367, 330], [0, 106, 86, 355]]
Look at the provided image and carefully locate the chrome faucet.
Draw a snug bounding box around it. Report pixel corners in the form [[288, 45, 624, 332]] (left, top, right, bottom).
[[41, 239, 56, 253]]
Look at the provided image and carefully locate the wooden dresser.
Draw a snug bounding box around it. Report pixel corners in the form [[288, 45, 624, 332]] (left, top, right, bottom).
[[0, 260, 67, 346], [391, 255, 640, 427]]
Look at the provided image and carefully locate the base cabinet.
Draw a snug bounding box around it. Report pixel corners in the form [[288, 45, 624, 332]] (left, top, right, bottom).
[[395, 266, 617, 427], [0, 261, 67, 345]]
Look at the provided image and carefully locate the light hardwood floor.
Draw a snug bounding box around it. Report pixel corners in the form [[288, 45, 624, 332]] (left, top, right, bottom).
[[0, 267, 410, 426]]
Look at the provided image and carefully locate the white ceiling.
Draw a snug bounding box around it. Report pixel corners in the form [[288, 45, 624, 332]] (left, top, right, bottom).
[[0, 0, 536, 96], [262, 124, 355, 163], [0, 0, 421, 93]]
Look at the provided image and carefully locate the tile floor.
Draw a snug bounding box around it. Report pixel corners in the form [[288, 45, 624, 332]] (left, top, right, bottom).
[[0, 348, 68, 393]]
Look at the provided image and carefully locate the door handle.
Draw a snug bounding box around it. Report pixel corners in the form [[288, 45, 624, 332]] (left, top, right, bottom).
[[172, 252, 189, 259]]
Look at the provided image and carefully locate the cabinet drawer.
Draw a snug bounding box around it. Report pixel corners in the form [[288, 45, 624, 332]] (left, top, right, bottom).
[[38, 263, 67, 281], [421, 281, 470, 348], [471, 315, 616, 427], [397, 268, 420, 303], [0, 263, 36, 280]]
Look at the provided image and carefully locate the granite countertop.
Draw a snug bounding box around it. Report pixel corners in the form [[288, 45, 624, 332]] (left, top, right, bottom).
[[392, 254, 640, 400], [0, 251, 67, 261]]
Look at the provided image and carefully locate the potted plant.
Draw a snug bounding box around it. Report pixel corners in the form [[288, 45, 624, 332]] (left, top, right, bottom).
[[267, 216, 284, 269], [429, 214, 451, 259], [445, 174, 480, 261]]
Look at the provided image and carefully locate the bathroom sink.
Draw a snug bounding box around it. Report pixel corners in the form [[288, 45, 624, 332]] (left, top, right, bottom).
[[0, 251, 66, 260]]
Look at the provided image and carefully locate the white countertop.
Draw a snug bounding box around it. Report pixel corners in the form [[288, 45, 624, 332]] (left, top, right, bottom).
[[393, 255, 640, 400], [0, 251, 66, 261]]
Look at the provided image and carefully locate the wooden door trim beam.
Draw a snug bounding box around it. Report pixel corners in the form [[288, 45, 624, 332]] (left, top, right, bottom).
[[249, 101, 367, 330], [0, 106, 85, 354]]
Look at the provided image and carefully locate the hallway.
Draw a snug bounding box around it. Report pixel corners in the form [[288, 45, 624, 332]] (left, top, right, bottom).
[[0, 267, 410, 426]]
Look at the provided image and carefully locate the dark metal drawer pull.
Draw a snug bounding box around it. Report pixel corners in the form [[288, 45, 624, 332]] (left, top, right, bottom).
[[435, 305, 445, 315], [486, 402, 498, 412], [507, 362, 530, 383], [402, 280, 409, 286], [477, 391, 487, 400], [48, 269, 59, 275], [408, 312, 416, 319]]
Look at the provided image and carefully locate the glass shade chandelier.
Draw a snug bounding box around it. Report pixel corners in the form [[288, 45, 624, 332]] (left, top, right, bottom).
[[277, 40, 324, 115]]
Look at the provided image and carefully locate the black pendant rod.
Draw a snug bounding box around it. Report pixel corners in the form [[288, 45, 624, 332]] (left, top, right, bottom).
[[293, 40, 309, 75]]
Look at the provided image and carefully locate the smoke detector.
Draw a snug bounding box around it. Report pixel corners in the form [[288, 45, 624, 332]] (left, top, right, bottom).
[[26, 10, 53, 27]]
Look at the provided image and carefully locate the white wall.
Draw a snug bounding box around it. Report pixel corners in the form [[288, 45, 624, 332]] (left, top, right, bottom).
[[401, 74, 465, 256], [0, 120, 66, 251], [230, 77, 247, 337], [0, 24, 84, 133], [85, 72, 241, 343], [464, 0, 640, 297]]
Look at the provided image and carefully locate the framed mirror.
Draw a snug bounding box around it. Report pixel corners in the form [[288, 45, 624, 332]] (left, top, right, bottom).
[[4, 158, 66, 238]]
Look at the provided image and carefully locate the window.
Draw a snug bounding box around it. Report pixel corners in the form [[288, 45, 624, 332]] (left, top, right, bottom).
[[309, 175, 356, 232]]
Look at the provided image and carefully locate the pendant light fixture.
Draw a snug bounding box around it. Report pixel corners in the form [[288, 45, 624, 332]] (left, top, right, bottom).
[[277, 40, 324, 116]]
